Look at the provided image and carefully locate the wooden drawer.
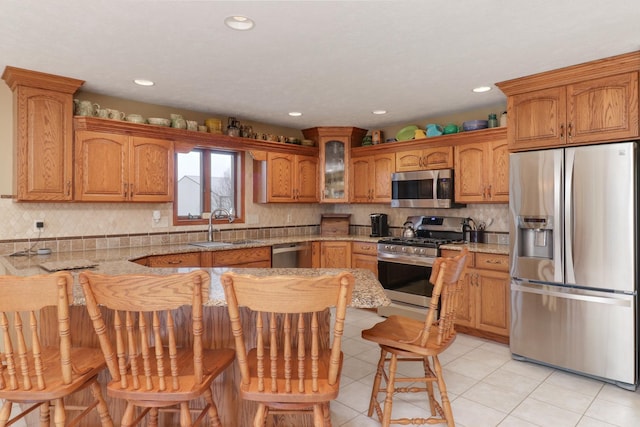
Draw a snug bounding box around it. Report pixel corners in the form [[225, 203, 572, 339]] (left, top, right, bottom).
[[475, 253, 509, 272], [146, 252, 201, 268], [211, 246, 271, 267], [352, 241, 377, 255], [440, 249, 475, 268]]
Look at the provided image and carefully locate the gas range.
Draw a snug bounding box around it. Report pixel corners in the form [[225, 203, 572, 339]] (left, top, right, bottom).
[[377, 216, 465, 267]]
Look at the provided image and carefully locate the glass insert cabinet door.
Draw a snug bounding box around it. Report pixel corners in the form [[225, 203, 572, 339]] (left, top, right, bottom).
[[302, 127, 367, 203], [323, 139, 346, 201]]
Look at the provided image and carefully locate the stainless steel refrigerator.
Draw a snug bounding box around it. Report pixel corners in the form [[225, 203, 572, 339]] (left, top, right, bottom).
[[509, 142, 638, 390]]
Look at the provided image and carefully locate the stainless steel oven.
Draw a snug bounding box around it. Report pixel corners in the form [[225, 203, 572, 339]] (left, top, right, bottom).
[[377, 216, 465, 320]]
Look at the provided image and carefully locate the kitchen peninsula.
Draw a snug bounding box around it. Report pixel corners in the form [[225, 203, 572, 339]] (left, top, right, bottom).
[[0, 239, 389, 426]]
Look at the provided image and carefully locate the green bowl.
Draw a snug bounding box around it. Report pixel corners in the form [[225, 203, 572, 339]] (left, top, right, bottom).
[[396, 125, 418, 141]]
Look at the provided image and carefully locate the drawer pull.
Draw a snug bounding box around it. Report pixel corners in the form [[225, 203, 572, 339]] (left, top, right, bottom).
[[167, 260, 182, 265]]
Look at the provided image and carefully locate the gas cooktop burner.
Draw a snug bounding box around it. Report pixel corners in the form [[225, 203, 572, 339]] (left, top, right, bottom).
[[378, 237, 463, 248]]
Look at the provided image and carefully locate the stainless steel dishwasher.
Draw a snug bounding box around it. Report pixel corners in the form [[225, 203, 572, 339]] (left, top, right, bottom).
[[271, 242, 312, 268]]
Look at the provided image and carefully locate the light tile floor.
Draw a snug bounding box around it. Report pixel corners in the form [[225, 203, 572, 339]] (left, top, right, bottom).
[[333, 308, 640, 427]]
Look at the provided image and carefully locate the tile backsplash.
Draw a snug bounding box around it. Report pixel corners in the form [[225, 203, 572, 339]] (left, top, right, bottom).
[[0, 195, 509, 256]]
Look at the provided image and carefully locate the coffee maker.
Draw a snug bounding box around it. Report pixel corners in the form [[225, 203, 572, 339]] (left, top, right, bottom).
[[370, 213, 389, 237]]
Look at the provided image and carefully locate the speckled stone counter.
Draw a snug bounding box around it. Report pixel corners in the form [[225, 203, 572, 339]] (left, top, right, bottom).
[[440, 242, 509, 255], [0, 235, 390, 309]]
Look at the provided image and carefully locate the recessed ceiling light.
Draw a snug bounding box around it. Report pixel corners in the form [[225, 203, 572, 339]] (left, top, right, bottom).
[[372, 110, 387, 115], [224, 16, 255, 31], [288, 112, 303, 117], [472, 86, 492, 93], [133, 79, 154, 87]]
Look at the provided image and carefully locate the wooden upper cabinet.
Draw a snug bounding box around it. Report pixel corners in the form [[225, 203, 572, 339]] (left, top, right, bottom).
[[395, 146, 453, 172], [508, 74, 639, 149], [130, 136, 175, 201], [567, 73, 639, 144], [508, 86, 567, 149], [350, 153, 395, 203], [302, 127, 367, 203], [455, 137, 508, 203], [75, 130, 174, 202], [2, 67, 84, 201], [255, 152, 318, 203], [498, 52, 640, 151]]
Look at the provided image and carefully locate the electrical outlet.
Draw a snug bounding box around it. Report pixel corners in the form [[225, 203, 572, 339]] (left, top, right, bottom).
[[286, 213, 292, 224], [34, 220, 44, 232]]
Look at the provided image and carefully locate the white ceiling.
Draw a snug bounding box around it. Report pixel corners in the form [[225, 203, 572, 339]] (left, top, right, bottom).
[[1, 0, 639, 130]]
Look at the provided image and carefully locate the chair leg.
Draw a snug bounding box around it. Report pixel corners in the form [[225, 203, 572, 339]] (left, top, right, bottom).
[[53, 398, 65, 427], [322, 402, 331, 427], [0, 400, 11, 427], [121, 402, 136, 427], [253, 403, 268, 427], [381, 353, 398, 427], [89, 380, 114, 427], [423, 356, 437, 416], [433, 355, 454, 427], [312, 404, 325, 427], [180, 402, 193, 426], [148, 408, 159, 426], [203, 387, 222, 427], [368, 347, 387, 418], [40, 401, 51, 427]]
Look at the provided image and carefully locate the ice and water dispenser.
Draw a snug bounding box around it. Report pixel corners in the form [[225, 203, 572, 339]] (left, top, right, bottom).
[[517, 216, 554, 259]]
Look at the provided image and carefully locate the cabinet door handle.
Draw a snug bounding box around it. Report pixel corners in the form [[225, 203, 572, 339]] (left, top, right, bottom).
[[123, 183, 128, 198], [487, 184, 492, 199], [167, 260, 182, 265], [560, 123, 565, 139], [419, 157, 423, 168], [485, 259, 504, 264], [567, 122, 573, 138], [129, 183, 134, 199], [66, 181, 71, 196]]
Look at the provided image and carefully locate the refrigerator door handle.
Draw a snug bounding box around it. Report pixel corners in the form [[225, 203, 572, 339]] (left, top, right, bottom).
[[564, 149, 575, 283], [512, 283, 633, 307]]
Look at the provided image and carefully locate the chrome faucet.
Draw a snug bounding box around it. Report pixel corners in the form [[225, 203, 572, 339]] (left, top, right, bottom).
[[207, 208, 235, 242]]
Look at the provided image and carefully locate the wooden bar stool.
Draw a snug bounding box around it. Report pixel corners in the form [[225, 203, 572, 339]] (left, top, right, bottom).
[[79, 270, 235, 427], [221, 271, 355, 427], [0, 272, 113, 427], [362, 248, 470, 427]]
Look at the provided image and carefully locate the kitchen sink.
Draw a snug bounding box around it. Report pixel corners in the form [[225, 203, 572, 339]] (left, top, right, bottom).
[[188, 241, 234, 248], [188, 239, 263, 248], [222, 239, 263, 245]]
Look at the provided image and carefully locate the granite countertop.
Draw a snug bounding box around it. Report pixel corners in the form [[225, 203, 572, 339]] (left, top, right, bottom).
[[0, 235, 390, 309], [439, 242, 509, 255], [0, 234, 508, 309]]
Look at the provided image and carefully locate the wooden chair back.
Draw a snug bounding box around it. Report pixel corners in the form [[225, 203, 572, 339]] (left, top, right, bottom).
[[221, 271, 354, 396], [79, 270, 210, 392], [0, 272, 75, 392], [0, 272, 113, 427], [419, 248, 470, 347]]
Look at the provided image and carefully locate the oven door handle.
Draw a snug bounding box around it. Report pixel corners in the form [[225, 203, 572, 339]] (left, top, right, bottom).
[[377, 253, 435, 267]]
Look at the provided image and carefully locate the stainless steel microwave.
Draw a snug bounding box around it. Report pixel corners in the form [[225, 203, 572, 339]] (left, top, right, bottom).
[[391, 169, 462, 208]]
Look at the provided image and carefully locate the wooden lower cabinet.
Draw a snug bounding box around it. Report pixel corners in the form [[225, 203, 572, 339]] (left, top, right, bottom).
[[133, 247, 271, 268], [351, 241, 378, 277], [320, 241, 351, 268], [441, 249, 510, 343], [132, 251, 202, 267], [202, 246, 271, 268]]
